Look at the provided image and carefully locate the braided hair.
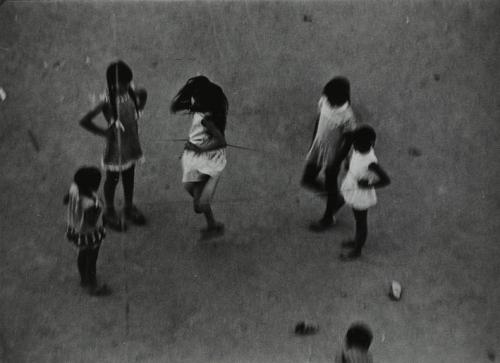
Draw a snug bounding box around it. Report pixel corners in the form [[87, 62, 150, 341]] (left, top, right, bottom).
[[106, 60, 139, 120]]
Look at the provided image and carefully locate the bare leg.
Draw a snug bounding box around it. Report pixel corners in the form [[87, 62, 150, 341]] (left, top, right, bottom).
[[184, 180, 205, 214], [301, 162, 323, 193], [341, 208, 368, 260], [198, 174, 222, 229]]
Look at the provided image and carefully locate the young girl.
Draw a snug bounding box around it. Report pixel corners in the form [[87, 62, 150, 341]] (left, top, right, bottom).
[[65, 166, 110, 296], [79, 60, 147, 231], [301, 76, 358, 231], [339, 125, 390, 260], [171, 76, 228, 239], [335, 322, 374, 363]]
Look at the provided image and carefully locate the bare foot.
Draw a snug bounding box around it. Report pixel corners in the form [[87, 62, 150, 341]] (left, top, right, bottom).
[[89, 283, 112, 297], [309, 217, 335, 232], [200, 223, 225, 240], [340, 248, 362, 261], [341, 240, 356, 248]]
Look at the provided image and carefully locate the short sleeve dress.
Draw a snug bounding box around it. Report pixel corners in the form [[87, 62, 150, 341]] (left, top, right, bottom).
[[102, 92, 144, 171], [181, 112, 227, 182], [306, 96, 357, 170]]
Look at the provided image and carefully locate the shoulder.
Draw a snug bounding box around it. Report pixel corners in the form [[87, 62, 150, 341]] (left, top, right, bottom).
[[342, 104, 356, 122], [318, 96, 327, 108], [97, 92, 111, 110], [345, 105, 354, 117], [201, 114, 216, 128]]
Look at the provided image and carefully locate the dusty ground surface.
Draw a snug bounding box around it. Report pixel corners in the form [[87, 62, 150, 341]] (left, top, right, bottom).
[[0, 1, 499, 362]]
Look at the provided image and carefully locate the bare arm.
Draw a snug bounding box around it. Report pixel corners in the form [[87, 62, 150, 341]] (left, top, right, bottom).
[[79, 102, 108, 137], [187, 117, 226, 152], [135, 88, 147, 111], [358, 162, 391, 189], [310, 114, 320, 147]]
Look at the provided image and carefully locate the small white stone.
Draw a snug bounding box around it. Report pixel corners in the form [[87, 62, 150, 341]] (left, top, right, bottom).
[[390, 280, 402, 300], [0, 87, 6, 101], [85, 56, 90, 64]]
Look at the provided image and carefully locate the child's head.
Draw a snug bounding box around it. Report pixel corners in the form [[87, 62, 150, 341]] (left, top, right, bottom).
[[345, 322, 373, 351], [171, 75, 228, 133], [323, 76, 350, 107], [73, 166, 102, 196], [171, 75, 210, 113], [191, 81, 228, 115], [106, 60, 133, 93], [352, 125, 376, 153]]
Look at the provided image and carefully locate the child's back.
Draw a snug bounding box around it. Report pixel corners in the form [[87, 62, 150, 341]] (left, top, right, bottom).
[[308, 95, 356, 168], [335, 347, 373, 363], [335, 322, 374, 363]]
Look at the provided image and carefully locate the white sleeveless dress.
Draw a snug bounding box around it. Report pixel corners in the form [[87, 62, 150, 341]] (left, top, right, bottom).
[[341, 148, 378, 210], [181, 112, 227, 182]]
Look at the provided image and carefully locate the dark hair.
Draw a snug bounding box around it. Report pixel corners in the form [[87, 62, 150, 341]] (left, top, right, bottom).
[[170, 75, 211, 113], [345, 322, 373, 351], [74, 166, 102, 197], [323, 76, 350, 107], [106, 60, 139, 120], [171, 75, 228, 134], [352, 125, 376, 153]]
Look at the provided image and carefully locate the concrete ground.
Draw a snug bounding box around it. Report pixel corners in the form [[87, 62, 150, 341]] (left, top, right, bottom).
[[0, 1, 499, 362]]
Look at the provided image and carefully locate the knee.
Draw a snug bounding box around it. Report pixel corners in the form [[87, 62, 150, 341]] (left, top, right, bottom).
[[193, 202, 203, 214], [194, 201, 210, 214]]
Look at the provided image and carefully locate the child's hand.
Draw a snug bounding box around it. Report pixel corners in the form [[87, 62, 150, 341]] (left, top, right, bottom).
[[184, 141, 201, 153], [358, 179, 372, 189]]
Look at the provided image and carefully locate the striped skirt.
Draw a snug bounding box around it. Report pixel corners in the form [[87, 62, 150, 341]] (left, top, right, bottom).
[[66, 226, 105, 250]]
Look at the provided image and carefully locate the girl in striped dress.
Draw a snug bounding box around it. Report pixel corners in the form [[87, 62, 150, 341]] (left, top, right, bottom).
[[64, 166, 110, 296], [171, 76, 228, 239]]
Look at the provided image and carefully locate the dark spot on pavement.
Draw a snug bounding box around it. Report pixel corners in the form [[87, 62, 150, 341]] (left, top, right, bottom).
[[408, 146, 422, 157], [303, 14, 312, 22], [487, 349, 496, 361], [27, 130, 40, 152], [433, 73, 441, 81]]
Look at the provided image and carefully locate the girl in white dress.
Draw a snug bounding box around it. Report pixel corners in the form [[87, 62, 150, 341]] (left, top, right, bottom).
[[339, 125, 390, 260], [171, 76, 228, 238]]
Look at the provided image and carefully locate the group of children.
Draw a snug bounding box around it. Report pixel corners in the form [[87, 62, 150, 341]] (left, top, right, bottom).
[[301, 76, 390, 259], [65, 59, 388, 343], [65, 62, 230, 295], [63, 59, 386, 360]]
